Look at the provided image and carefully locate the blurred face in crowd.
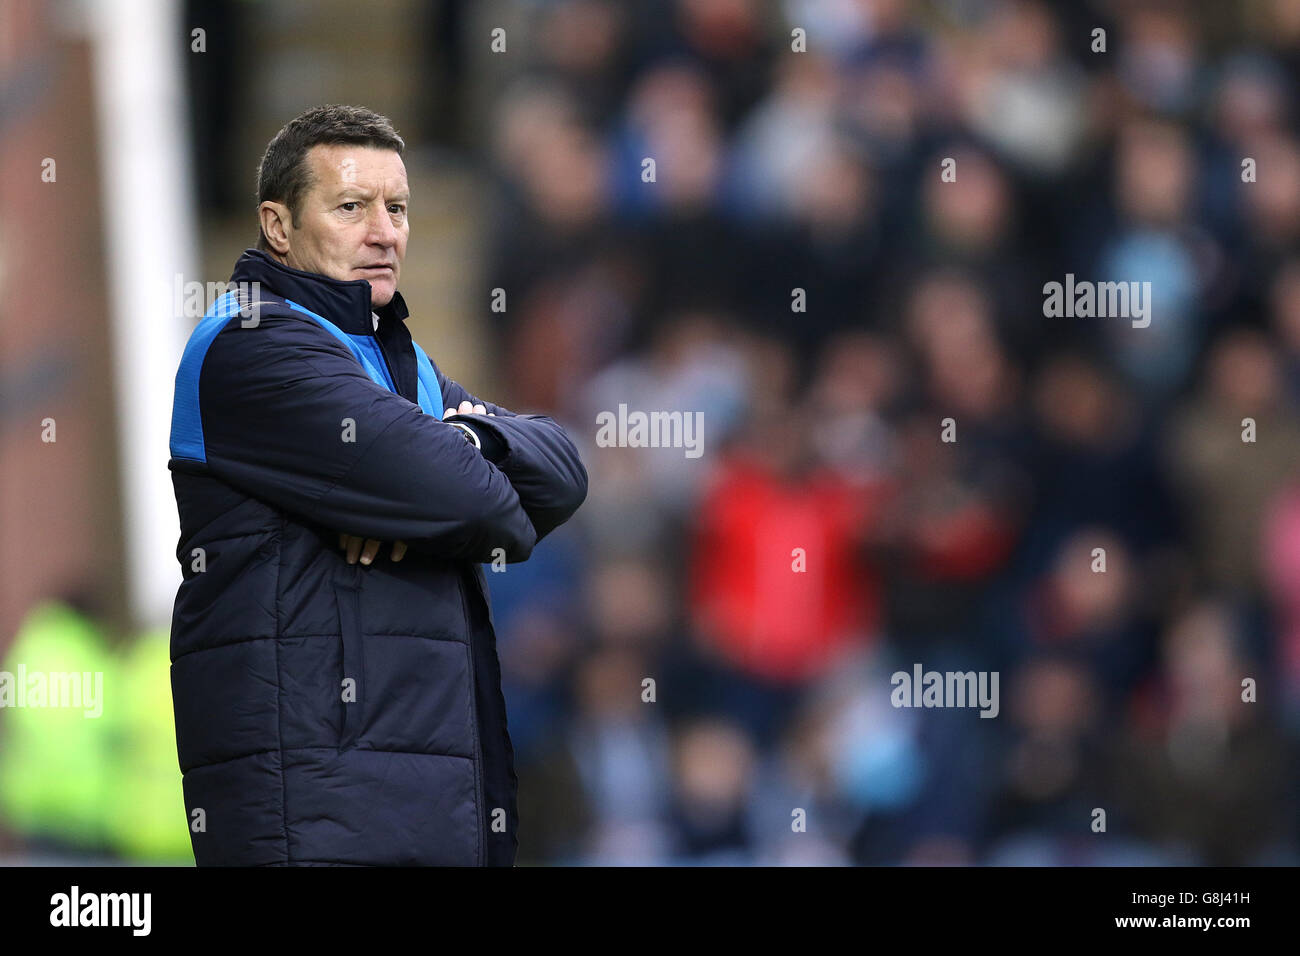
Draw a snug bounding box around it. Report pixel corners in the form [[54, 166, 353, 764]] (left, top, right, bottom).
[[259, 144, 408, 307], [1116, 120, 1192, 227]]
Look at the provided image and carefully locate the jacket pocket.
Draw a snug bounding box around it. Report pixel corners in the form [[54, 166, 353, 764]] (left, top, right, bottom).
[[335, 582, 364, 750]]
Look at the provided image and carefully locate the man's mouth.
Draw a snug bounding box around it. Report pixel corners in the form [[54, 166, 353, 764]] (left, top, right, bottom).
[[359, 264, 394, 273]]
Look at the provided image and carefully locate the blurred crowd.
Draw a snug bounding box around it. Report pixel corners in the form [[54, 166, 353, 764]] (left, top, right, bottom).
[[473, 0, 1300, 865], [6, 0, 1300, 866]]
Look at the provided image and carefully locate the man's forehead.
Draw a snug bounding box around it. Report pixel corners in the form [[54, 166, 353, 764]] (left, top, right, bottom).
[[307, 144, 407, 190]]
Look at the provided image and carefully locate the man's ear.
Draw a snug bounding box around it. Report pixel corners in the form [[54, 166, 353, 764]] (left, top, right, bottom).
[[258, 201, 292, 255]]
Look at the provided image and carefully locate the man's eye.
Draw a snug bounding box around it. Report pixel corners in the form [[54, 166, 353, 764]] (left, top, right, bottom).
[[389, 205, 406, 215], [340, 202, 359, 211]]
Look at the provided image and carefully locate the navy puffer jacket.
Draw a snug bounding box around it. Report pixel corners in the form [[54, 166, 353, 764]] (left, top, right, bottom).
[[167, 249, 587, 865]]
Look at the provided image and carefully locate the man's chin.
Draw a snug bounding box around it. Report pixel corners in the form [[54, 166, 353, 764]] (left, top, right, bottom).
[[365, 278, 396, 307]]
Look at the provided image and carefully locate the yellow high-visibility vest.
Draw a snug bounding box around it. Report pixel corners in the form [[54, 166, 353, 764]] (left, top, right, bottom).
[[103, 626, 193, 863], [0, 601, 115, 848]]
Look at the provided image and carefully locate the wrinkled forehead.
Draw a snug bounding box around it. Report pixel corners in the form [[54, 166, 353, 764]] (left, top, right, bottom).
[[305, 143, 408, 194]]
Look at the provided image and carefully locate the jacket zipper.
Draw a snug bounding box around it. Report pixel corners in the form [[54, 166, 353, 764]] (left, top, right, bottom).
[[377, 312, 482, 862], [457, 566, 486, 866], [372, 317, 402, 398]]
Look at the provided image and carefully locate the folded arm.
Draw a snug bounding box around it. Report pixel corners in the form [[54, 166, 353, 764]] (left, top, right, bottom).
[[193, 311, 538, 563], [437, 371, 589, 542]]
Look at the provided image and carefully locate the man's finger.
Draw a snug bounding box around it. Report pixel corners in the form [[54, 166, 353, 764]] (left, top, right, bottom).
[[459, 400, 474, 413], [346, 536, 363, 564], [444, 408, 456, 418], [391, 540, 407, 562], [472, 404, 486, 414], [360, 538, 381, 566]]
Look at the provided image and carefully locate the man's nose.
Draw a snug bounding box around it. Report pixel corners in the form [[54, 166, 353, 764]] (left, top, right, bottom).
[[366, 206, 399, 247]]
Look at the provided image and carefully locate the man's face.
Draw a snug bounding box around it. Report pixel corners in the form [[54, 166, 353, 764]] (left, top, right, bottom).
[[267, 144, 409, 308]]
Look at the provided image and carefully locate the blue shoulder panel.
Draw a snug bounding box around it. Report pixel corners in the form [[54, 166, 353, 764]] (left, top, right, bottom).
[[170, 292, 445, 464], [353, 337, 397, 392], [287, 300, 404, 398], [170, 291, 243, 462], [285, 298, 372, 370], [411, 341, 445, 419]]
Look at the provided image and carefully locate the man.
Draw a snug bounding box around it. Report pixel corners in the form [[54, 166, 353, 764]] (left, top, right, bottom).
[[167, 105, 587, 866]]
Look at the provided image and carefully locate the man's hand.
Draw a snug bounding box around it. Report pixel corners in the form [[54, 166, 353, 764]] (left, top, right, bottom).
[[338, 532, 406, 565], [445, 399, 495, 418], [336, 403, 498, 564]]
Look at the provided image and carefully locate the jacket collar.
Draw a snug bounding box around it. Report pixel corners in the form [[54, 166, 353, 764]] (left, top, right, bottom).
[[228, 248, 410, 336]]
